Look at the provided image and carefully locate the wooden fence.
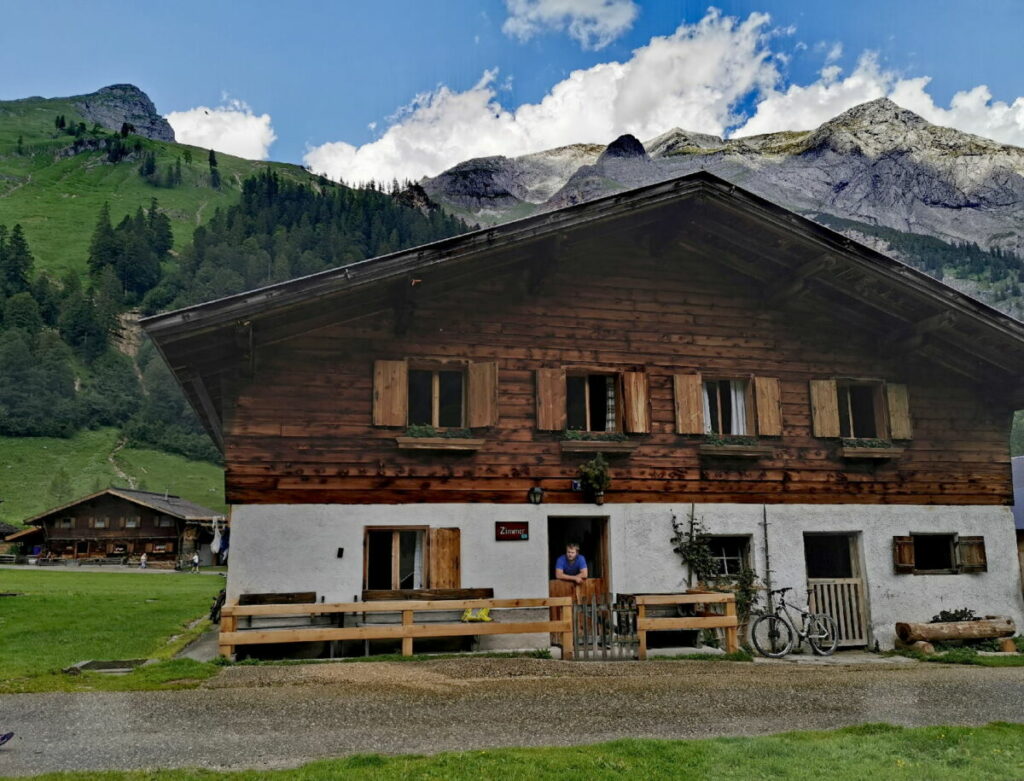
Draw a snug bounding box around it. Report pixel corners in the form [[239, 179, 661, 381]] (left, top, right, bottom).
[[635, 593, 739, 659], [808, 578, 868, 647], [219, 597, 574, 659]]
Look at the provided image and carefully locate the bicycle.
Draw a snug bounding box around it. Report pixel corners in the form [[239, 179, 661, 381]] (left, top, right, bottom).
[[750, 587, 839, 658]]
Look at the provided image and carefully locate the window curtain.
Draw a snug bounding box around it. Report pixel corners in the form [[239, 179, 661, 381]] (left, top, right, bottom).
[[413, 531, 424, 589], [605, 376, 617, 431], [730, 380, 747, 435], [702, 382, 714, 434]]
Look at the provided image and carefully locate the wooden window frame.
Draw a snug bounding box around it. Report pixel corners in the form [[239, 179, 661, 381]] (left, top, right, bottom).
[[836, 378, 889, 440], [157, 515, 175, 528], [93, 517, 108, 530], [125, 517, 140, 529], [407, 362, 467, 430], [56, 517, 74, 529], [902, 532, 959, 575], [701, 375, 755, 436], [565, 370, 622, 433], [362, 526, 431, 591], [706, 535, 752, 578]]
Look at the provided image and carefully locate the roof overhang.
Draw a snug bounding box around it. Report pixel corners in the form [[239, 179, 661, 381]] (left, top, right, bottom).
[[141, 171, 1024, 449]]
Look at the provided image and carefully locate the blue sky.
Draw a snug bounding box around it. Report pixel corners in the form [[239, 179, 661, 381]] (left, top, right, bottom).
[[2, 1, 1023, 182]]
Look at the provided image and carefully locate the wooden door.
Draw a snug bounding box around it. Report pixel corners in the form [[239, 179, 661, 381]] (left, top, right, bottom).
[[804, 533, 868, 647]]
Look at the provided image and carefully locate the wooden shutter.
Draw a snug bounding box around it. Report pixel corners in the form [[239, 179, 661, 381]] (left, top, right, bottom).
[[754, 376, 783, 437], [956, 536, 987, 573], [673, 373, 704, 434], [893, 536, 915, 574], [467, 361, 499, 428], [887, 383, 913, 440], [621, 372, 650, 433], [535, 368, 566, 431], [428, 527, 461, 588], [372, 360, 407, 426], [809, 379, 840, 438]]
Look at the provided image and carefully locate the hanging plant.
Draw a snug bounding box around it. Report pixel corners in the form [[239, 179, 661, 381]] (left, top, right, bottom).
[[669, 508, 718, 586], [578, 452, 611, 504]]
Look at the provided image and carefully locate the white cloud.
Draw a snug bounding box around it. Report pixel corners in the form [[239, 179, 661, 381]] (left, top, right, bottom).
[[502, 0, 638, 50], [167, 99, 277, 160], [734, 53, 1024, 147], [305, 9, 778, 183]]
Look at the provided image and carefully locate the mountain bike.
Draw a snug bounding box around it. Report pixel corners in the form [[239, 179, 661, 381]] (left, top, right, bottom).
[[750, 587, 839, 658]]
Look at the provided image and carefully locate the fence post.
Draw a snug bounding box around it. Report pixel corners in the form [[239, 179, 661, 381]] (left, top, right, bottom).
[[219, 605, 237, 660], [401, 609, 414, 656], [724, 597, 738, 654], [637, 603, 647, 661], [562, 601, 575, 660]]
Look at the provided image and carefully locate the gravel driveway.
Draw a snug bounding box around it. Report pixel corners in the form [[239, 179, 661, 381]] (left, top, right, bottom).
[[2, 658, 1023, 776]]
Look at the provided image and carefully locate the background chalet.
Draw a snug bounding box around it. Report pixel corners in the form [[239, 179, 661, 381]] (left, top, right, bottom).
[[143, 172, 1024, 649], [6, 487, 224, 566]]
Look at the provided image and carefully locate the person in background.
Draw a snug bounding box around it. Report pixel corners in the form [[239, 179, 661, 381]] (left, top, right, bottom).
[[139, 552, 147, 569], [555, 542, 588, 585], [190, 551, 200, 573]]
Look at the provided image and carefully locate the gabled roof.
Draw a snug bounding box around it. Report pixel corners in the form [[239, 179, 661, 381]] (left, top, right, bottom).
[[141, 171, 1024, 449], [19, 487, 223, 527]]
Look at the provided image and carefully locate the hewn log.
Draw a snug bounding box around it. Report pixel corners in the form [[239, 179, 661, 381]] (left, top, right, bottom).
[[895, 617, 1015, 643]]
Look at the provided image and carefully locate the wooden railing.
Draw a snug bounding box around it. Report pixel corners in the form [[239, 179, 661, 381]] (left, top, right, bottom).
[[634, 593, 739, 660], [219, 597, 575, 659]]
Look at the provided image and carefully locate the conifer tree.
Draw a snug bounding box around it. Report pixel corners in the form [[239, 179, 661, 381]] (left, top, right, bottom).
[[0, 224, 33, 298], [88, 204, 118, 276]]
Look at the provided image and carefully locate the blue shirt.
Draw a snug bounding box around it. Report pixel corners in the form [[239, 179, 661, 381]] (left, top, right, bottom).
[[555, 553, 587, 576]]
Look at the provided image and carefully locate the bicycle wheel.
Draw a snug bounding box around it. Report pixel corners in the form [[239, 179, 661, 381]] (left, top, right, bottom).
[[807, 613, 839, 656], [751, 614, 794, 658]]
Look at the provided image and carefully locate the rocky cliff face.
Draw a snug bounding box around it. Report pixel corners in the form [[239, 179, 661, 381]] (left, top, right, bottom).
[[72, 84, 175, 142], [423, 98, 1024, 255]]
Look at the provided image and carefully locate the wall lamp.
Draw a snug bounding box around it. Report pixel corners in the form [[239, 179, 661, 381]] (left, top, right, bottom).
[[527, 486, 545, 505]]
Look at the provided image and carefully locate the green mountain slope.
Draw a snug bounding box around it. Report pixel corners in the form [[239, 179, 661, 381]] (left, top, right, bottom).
[[0, 90, 314, 279]]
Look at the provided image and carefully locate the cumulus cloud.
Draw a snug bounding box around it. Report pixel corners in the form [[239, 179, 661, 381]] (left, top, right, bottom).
[[503, 0, 639, 50], [167, 99, 277, 160], [305, 9, 778, 183], [735, 53, 1024, 147]]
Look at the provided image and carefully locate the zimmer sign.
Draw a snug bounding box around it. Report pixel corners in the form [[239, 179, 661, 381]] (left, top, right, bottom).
[[495, 522, 529, 541]]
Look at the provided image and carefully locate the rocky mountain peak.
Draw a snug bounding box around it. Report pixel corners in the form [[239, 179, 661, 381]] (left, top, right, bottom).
[[597, 134, 648, 164], [71, 84, 175, 142], [645, 127, 724, 158]]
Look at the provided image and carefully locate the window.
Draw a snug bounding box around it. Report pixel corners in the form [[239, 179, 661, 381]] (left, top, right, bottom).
[[365, 528, 426, 590], [837, 380, 885, 439], [708, 536, 750, 577], [93, 517, 108, 529], [125, 517, 140, 529], [703, 379, 750, 436], [157, 515, 175, 528], [566, 374, 618, 432], [408, 368, 464, 428], [893, 534, 987, 574], [56, 517, 74, 529]]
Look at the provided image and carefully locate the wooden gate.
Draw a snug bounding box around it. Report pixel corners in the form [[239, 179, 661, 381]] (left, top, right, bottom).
[[808, 578, 868, 647], [571, 594, 638, 661]]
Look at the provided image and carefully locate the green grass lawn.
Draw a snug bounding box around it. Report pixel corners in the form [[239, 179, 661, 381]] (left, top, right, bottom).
[[18, 724, 1024, 780], [0, 569, 223, 692], [0, 427, 225, 525]]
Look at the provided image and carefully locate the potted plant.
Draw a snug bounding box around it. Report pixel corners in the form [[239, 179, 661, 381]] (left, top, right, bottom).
[[578, 453, 612, 504]]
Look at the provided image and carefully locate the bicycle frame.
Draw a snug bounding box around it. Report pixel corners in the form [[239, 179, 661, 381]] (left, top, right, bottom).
[[771, 595, 816, 646]]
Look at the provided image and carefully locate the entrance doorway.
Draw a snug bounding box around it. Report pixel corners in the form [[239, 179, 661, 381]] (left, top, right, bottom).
[[547, 516, 609, 584], [803, 533, 868, 647]]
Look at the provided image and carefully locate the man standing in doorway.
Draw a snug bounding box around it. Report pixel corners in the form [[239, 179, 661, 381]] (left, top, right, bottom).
[[555, 542, 588, 584]]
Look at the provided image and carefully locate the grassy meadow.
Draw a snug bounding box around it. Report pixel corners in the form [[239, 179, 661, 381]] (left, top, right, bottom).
[[0, 568, 223, 692], [18, 724, 1024, 780], [0, 427, 225, 525]]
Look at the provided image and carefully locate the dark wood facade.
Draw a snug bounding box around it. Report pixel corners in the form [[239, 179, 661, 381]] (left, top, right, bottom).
[[142, 174, 1024, 508]]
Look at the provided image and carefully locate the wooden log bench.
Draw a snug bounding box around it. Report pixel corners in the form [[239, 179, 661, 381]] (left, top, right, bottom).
[[895, 616, 1017, 654], [219, 596, 574, 660]]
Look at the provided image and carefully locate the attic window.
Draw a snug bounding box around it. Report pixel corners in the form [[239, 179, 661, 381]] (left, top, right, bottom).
[[408, 369, 464, 428], [567, 374, 618, 432], [837, 381, 885, 439], [56, 517, 74, 529]]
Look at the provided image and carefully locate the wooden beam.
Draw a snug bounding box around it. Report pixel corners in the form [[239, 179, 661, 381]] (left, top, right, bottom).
[[763, 255, 837, 309], [882, 311, 959, 354], [187, 373, 224, 450]]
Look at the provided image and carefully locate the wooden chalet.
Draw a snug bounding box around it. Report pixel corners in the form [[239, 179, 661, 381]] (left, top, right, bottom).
[[7, 488, 224, 564], [141, 171, 1024, 649]]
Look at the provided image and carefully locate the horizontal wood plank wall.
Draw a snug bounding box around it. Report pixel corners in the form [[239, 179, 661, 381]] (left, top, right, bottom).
[[224, 243, 1014, 505]]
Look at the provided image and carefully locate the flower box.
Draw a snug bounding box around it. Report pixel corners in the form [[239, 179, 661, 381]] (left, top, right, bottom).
[[840, 446, 904, 460], [697, 443, 773, 459], [559, 440, 637, 455], [395, 437, 484, 452]]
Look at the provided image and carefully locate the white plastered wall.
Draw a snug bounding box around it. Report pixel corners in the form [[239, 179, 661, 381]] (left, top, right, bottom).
[[227, 502, 1024, 650]]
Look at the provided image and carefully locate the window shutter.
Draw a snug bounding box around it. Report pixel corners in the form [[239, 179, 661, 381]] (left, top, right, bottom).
[[754, 376, 783, 437], [956, 536, 987, 573], [372, 360, 407, 426], [887, 383, 913, 440], [893, 536, 915, 574], [621, 372, 650, 433], [535, 368, 566, 431], [428, 527, 461, 588], [809, 379, 840, 438], [673, 373, 704, 434], [467, 361, 499, 428]]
